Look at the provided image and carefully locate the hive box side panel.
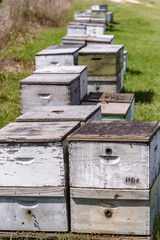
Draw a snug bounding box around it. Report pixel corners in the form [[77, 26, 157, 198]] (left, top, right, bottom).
[[70, 78, 81, 105], [35, 54, 75, 69], [86, 26, 105, 36], [69, 142, 150, 189], [80, 69, 88, 100], [0, 143, 65, 187], [20, 84, 71, 114], [71, 196, 150, 235], [0, 196, 68, 232]]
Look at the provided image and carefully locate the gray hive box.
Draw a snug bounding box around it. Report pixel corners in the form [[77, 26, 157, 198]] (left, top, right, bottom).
[[67, 22, 86, 35], [68, 121, 160, 235], [33, 65, 87, 101], [16, 105, 101, 124], [86, 23, 106, 36], [75, 15, 91, 23], [78, 44, 124, 93], [81, 92, 135, 120], [62, 34, 114, 45], [35, 45, 83, 69], [0, 121, 80, 232], [106, 12, 114, 23], [124, 50, 128, 72], [91, 5, 108, 11], [20, 73, 82, 114]]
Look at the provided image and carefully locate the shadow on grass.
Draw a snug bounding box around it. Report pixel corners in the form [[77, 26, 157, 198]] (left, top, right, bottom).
[[107, 23, 120, 32], [126, 67, 143, 75], [123, 90, 154, 103]]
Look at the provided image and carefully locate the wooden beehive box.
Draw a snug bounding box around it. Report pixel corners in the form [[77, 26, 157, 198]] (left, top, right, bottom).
[[75, 15, 91, 23], [70, 172, 160, 235], [107, 12, 114, 23], [91, 5, 108, 11], [20, 73, 81, 114], [62, 34, 87, 46], [78, 44, 124, 76], [33, 65, 88, 101], [86, 35, 114, 44], [124, 50, 128, 72], [91, 17, 107, 24], [67, 22, 86, 35], [68, 120, 160, 189], [0, 121, 80, 231], [35, 45, 83, 69], [16, 105, 101, 124], [86, 23, 105, 36], [82, 92, 135, 120], [91, 10, 107, 19]]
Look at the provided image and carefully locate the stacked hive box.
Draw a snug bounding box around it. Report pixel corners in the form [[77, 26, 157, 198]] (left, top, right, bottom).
[[68, 121, 160, 236], [20, 66, 87, 114], [62, 34, 114, 45], [91, 5, 107, 24], [35, 45, 83, 69], [78, 44, 124, 93], [0, 121, 80, 232], [16, 105, 102, 124], [81, 92, 135, 120]]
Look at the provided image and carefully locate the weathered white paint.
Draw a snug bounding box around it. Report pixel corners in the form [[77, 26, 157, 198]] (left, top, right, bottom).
[[16, 105, 101, 123], [35, 45, 82, 69], [34, 65, 88, 100], [90, 17, 107, 24], [86, 23, 105, 36], [20, 74, 81, 114], [68, 23, 86, 35], [70, 173, 160, 235], [0, 196, 68, 231], [75, 16, 91, 23], [91, 5, 108, 11]]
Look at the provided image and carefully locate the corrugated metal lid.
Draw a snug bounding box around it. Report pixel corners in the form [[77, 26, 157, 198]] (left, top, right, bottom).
[[0, 122, 80, 142], [68, 120, 160, 142]]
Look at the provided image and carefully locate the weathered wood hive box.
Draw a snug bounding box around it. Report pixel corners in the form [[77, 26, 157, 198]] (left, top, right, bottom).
[[81, 92, 135, 120], [68, 121, 160, 235], [33, 65, 88, 101], [86, 23, 105, 36], [78, 44, 124, 93], [16, 105, 101, 124], [67, 22, 86, 35], [35, 45, 82, 69], [75, 15, 91, 23], [91, 6, 107, 24], [0, 121, 80, 232], [20, 73, 82, 114], [62, 34, 114, 45]]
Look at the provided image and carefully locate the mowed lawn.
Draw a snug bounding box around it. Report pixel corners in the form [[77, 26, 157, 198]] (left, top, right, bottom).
[[1, 0, 160, 129]]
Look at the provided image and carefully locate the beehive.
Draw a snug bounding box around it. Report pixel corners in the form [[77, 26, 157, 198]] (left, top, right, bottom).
[[81, 92, 135, 120], [70, 173, 160, 235], [33, 65, 88, 101], [61, 34, 114, 45], [68, 121, 160, 190], [107, 12, 114, 23], [86, 23, 105, 36], [16, 105, 101, 124], [35, 45, 82, 69], [91, 5, 108, 11], [0, 121, 80, 231], [90, 17, 107, 24], [124, 50, 128, 72], [20, 73, 81, 114], [75, 15, 91, 23], [67, 22, 86, 35]]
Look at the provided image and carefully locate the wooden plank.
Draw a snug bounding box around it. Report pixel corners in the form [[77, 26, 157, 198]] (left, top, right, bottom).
[[0, 187, 65, 197], [16, 105, 101, 122], [70, 188, 150, 200], [0, 121, 80, 142], [67, 121, 160, 143], [0, 231, 151, 239]]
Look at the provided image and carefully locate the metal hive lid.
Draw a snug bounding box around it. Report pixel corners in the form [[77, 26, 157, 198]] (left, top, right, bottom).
[[83, 92, 134, 103], [68, 120, 160, 142]]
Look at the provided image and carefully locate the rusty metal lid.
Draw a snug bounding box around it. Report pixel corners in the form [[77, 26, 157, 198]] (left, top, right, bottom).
[[83, 92, 134, 103], [67, 120, 160, 142]]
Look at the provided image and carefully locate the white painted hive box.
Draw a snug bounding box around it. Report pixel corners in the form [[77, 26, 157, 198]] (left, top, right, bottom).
[[20, 73, 81, 114], [16, 105, 101, 124], [82, 92, 135, 120], [91, 5, 108, 11], [62, 34, 87, 46], [68, 120, 160, 189], [86, 23, 105, 36], [75, 16, 91, 23], [70, 172, 160, 235], [67, 22, 86, 35], [0, 121, 80, 232], [35, 45, 82, 69], [33, 65, 88, 101]]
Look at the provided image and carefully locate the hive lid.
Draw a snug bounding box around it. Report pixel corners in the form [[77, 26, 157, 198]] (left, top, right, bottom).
[[16, 105, 101, 122], [67, 120, 160, 142], [68, 22, 86, 26], [86, 23, 105, 27], [78, 44, 124, 54], [20, 73, 80, 85], [36, 45, 82, 56], [33, 65, 87, 74], [0, 122, 80, 142], [83, 92, 134, 103], [62, 34, 88, 41], [87, 35, 114, 42]]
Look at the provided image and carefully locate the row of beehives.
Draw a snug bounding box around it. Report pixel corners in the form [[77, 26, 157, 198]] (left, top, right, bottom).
[[0, 118, 160, 236]]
